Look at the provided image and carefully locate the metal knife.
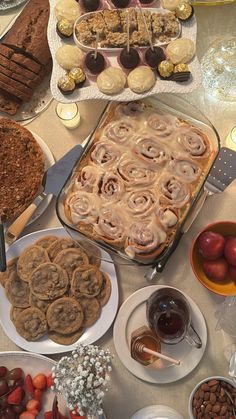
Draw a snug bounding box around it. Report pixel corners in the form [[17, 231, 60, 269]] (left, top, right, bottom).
[[5, 137, 90, 245]]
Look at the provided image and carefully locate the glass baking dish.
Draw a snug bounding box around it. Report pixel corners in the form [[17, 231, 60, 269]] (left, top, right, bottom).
[[56, 94, 220, 271]]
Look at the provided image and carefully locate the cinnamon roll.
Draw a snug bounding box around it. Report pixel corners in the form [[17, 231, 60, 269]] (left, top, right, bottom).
[[147, 113, 176, 138], [159, 175, 190, 208], [97, 172, 124, 203], [115, 101, 146, 118], [177, 127, 209, 157], [74, 166, 98, 192], [103, 119, 136, 144], [94, 207, 126, 244], [169, 157, 201, 182], [125, 221, 167, 258], [65, 191, 98, 224], [90, 141, 120, 167], [133, 135, 170, 169], [117, 157, 156, 187], [156, 206, 179, 230], [127, 190, 156, 217]]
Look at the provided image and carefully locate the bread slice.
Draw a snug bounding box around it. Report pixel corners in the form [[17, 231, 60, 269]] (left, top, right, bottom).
[[0, 64, 42, 89], [0, 45, 42, 74], [0, 89, 21, 115], [3, 0, 51, 66], [0, 53, 39, 81], [0, 73, 32, 101]]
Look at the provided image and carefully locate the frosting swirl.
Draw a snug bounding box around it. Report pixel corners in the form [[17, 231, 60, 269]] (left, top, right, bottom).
[[133, 135, 170, 168], [103, 119, 136, 144], [116, 101, 146, 118], [127, 190, 156, 217], [169, 157, 201, 182], [65, 191, 98, 224], [156, 206, 179, 229], [159, 175, 190, 207], [74, 166, 98, 192], [177, 127, 209, 157], [125, 222, 167, 257], [97, 172, 124, 203], [90, 141, 120, 167], [147, 113, 176, 138], [94, 207, 125, 244], [117, 157, 156, 186]]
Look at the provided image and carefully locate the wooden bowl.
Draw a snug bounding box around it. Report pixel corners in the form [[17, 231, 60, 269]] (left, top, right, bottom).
[[190, 221, 236, 296]]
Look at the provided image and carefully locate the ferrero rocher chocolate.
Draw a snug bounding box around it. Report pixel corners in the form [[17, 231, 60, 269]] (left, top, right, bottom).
[[68, 67, 86, 87], [56, 18, 73, 38], [157, 60, 174, 78], [175, 2, 194, 21], [172, 63, 191, 82], [57, 75, 76, 95]]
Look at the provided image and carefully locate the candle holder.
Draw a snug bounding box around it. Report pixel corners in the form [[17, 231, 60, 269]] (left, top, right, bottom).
[[55, 102, 81, 129], [225, 126, 236, 151]]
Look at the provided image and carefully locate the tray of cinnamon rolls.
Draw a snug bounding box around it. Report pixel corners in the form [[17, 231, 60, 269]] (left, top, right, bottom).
[[56, 97, 220, 268]]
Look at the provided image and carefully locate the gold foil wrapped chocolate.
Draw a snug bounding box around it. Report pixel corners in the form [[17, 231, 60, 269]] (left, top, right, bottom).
[[173, 63, 189, 73], [158, 60, 174, 78], [175, 2, 194, 21], [57, 75, 75, 94], [69, 67, 86, 87], [56, 18, 73, 38], [172, 63, 191, 82]]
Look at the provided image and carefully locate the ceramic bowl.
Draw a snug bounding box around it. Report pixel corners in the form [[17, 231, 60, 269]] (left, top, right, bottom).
[[190, 221, 236, 296], [188, 375, 236, 419]]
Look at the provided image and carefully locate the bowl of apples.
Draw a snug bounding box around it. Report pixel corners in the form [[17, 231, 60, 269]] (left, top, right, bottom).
[[190, 221, 236, 296]]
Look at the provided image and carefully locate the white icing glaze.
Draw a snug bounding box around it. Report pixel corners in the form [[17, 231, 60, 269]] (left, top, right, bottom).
[[161, 0, 187, 11], [166, 38, 195, 64], [65, 191, 98, 224], [102, 119, 136, 144], [55, 45, 84, 70], [55, 0, 82, 23], [97, 67, 127, 95], [127, 67, 156, 94], [159, 208, 178, 228]]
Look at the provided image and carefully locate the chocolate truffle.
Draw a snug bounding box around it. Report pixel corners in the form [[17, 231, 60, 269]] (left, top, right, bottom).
[[172, 63, 191, 82], [145, 47, 165, 68], [57, 75, 76, 95], [85, 51, 105, 75], [157, 60, 174, 79], [56, 18, 73, 38], [69, 67, 86, 87], [81, 0, 100, 11], [111, 0, 130, 7], [175, 2, 194, 21], [120, 47, 140, 70]]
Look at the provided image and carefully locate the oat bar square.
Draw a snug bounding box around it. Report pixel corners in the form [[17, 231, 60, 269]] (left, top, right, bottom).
[[102, 10, 121, 32], [100, 32, 127, 48], [119, 9, 138, 32]]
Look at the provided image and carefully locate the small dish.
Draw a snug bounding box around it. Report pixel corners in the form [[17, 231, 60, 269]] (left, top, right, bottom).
[[130, 404, 184, 419], [190, 221, 236, 296], [188, 375, 236, 419]]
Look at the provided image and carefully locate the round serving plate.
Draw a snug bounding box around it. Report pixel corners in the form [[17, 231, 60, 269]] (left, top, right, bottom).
[[130, 405, 184, 419], [0, 227, 119, 354], [0, 0, 27, 11], [0, 351, 68, 419], [113, 285, 207, 384]]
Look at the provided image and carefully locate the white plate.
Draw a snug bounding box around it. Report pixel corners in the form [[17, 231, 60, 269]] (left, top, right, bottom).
[[0, 0, 27, 10], [113, 285, 207, 384], [0, 351, 67, 419], [48, 0, 201, 103], [0, 227, 119, 354], [130, 404, 184, 419]]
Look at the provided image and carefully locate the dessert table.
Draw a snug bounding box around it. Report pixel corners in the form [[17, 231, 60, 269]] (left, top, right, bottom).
[[1, 3, 236, 418]]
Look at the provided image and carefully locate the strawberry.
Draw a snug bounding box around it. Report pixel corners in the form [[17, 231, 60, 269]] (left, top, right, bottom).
[[26, 399, 40, 412], [20, 412, 37, 419], [34, 389, 43, 402], [69, 411, 85, 419], [28, 409, 39, 417], [7, 386, 24, 404], [46, 374, 53, 388], [25, 375, 35, 397], [32, 374, 47, 390], [44, 411, 53, 419]]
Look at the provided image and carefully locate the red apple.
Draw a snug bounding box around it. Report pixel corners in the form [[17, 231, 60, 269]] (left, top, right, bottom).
[[197, 231, 226, 260], [229, 265, 236, 281], [224, 237, 236, 266], [202, 257, 228, 281]]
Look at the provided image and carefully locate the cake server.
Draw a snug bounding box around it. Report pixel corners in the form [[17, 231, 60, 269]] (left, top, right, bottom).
[[0, 217, 6, 272], [5, 136, 90, 245]]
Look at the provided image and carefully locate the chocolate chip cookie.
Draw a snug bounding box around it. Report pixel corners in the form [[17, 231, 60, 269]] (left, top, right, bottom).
[[15, 307, 48, 341], [48, 327, 84, 345], [17, 245, 49, 282], [10, 306, 26, 324], [71, 265, 103, 298], [29, 293, 51, 313], [48, 238, 80, 261], [35, 235, 58, 249], [46, 297, 84, 334], [97, 272, 111, 306], [54, 248, 89, 280], [5, 272, 30, 308], [78, 297, 101, 327], [30, 262, 69, 300], [0, 258, 18, 287]]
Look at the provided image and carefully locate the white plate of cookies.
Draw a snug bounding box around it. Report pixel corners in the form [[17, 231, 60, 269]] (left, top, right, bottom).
[[0, 227, 119, 354]]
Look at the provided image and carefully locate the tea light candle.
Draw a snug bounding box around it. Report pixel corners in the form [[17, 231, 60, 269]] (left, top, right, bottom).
[[56, 102, 81, 129], [226, 126, 236, 151]]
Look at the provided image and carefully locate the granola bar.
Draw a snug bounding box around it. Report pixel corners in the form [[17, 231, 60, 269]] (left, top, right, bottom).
[[152, 13, 165, 36], [130, 30, 149, 46], [100, 32, 127, 48], [102, 10, 121, 32], [119, 9, 138, 32]]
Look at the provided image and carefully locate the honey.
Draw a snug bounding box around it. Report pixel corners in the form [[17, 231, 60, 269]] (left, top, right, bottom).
[[130, 326, 161, 366]]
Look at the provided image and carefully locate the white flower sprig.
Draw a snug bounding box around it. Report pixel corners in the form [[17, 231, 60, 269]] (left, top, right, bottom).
[[51, 344, 113, 417]]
